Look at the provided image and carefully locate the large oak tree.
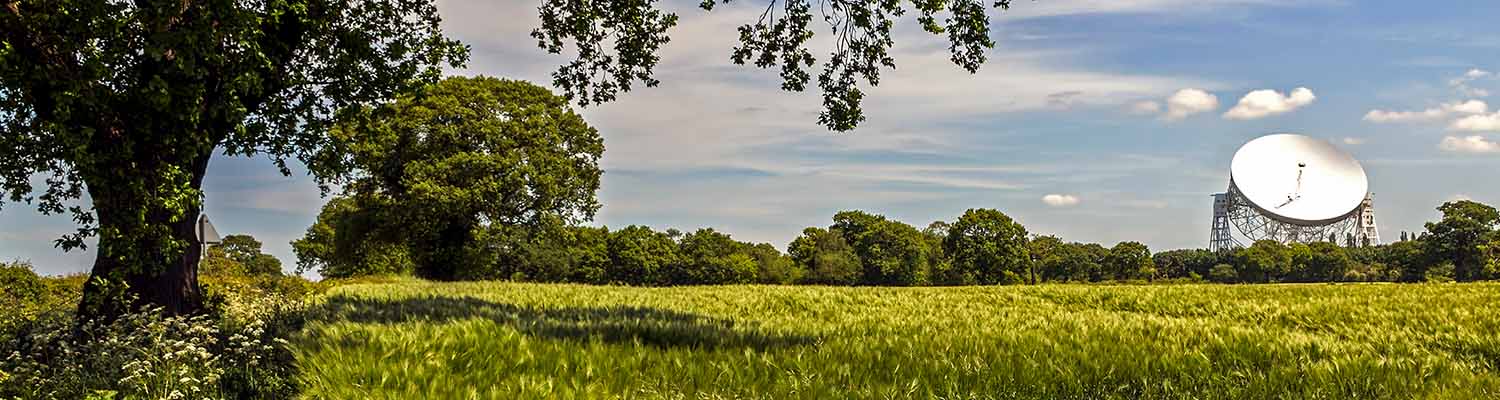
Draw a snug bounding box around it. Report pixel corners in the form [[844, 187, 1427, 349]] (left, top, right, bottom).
[[314, 76, 605, 281], [1, 0, 466, 318]]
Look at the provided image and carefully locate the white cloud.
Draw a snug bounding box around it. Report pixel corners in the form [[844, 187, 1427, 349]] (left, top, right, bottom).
[[1042, 194, 1082, 207], [1448, 99, 1490, 114], [1161, 88, 1219, 121], [1129, 100, 1162, 115], [1438, 135, 1500, 153], [1363, 100, 1488, 123], [1223, 87, 1316, 120], [1449, 68, 1492, 98], [1450, 112, 1500, 132], [1342, 137, 1366, 145]]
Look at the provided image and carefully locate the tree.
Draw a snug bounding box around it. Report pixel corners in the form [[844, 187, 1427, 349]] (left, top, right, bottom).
[[1237, 240, 1291, 283], [534, 0, 1016, 131], [606, 225, 680, 285], [922, 221, 961, 285], [1423, 200, 1500, 281], [1285, 243, 1314, 282], [323, 77, 605, 280], [1153, 249, 1220, 280], [747, 243, 802, 285], [1026, 235, 1062, 284], [944, 209, 1029, 285], [214, 235, 282, 276], [1, 0, 466, 317], [482, 222, 610, 283], [291, 195, 415, 279], [1480, 231, 1500, 280], [1038, 242, 1106, 283], [1208, 264, 1238, 283], [788, 227, 861, 285], [1298, 242, 1351, 282], [1104, 242, 1154, 281], [1386, 239, 1430, 282], [832, 211, 932, 285], [674, 228, 757, 285]]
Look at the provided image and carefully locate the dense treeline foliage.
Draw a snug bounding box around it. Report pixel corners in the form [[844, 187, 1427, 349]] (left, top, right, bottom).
[[294, 199, 1500, 286]]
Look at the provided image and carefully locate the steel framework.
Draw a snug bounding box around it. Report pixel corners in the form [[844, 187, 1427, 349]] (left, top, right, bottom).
[[1210, 185, 1378, 249], [1209, 193, 1239, 251]]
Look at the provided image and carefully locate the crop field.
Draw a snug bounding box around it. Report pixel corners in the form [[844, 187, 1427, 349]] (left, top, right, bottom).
[[291, 281, 1500, 399]]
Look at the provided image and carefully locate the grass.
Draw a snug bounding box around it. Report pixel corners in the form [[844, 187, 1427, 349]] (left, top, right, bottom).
[[291, 281, 1500, 399]]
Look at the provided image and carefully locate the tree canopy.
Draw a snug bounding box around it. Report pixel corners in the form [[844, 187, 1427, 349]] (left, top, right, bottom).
[[1, 0, 465, 317], [534, 0, 1015, 131], [945, 208, 1029, 285], [1423, 200, 1500, 281], [317, 76, 604, 280]]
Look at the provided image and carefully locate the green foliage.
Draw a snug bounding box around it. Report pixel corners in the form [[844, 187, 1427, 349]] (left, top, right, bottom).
[[1237, 240, 1292, 283], [1424, 200, 1500, 281], [292, 199, 1500, 287], [1105, 241, 1155, 281], [832, 210, 932, 286], [1209, 264, 1239, 283], [748, 243, 802, 285], [606, 225, 681, 286], [535, 0, 1016, 131], [292, 195, 416, 278], [1426, 263, 1457, 283], [320, 76, 604, 280], [214, 235, 283, 276], [0, 260, 44, 305], [673, 229, 758, 285], [1482, 232, 1500, 279], [1036, 242, 1109, 283], [788, 227, 862, 285], [1, 0, 467, 316], [1, 274, 315, 399], [292, 280, 1500, 398], [1024, 235, 1062, 285], [489, 223, 612, 284], [944, 208, 1030, 285], [1153, 249, 1221, 280], [1295, 242, 1353, 282]]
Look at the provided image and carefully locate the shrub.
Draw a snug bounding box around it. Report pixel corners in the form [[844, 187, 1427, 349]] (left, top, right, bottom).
[[0, 302, 301, 400], [1, 260, 44, 303], [1209, 264, 1238, 283], [1426, 263, 1456, 283], [1, 275, 314, 399]]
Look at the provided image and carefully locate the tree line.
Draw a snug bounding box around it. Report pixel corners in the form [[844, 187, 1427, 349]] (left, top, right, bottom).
[[293, 198, 1500, 286]]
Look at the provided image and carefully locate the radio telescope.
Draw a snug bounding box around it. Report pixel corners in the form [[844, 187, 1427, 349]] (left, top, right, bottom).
[[1209, 134, 1380, 251]]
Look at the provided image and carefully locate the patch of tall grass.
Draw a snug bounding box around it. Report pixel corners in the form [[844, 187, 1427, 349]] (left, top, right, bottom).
[[293, 281, 1500, 399]]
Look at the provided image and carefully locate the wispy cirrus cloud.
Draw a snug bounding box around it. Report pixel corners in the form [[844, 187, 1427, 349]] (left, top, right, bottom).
[[1363, 99, 1487, 123]]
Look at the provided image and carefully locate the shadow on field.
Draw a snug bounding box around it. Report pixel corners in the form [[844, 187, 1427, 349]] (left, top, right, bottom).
[[310, 295, 815, 350]]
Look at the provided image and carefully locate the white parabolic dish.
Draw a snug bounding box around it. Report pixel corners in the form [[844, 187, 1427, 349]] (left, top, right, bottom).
[[1229, 134, 1368, 226]]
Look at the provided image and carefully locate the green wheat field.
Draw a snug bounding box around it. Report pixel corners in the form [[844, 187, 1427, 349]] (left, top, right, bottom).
[[291, 281, 1500, 399]]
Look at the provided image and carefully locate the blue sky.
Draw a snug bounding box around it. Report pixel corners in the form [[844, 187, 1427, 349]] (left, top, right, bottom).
[[5, 0, 1500, 276]]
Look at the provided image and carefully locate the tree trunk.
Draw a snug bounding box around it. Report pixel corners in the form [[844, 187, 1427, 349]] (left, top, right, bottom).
[[77, 153, 213, 320]]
